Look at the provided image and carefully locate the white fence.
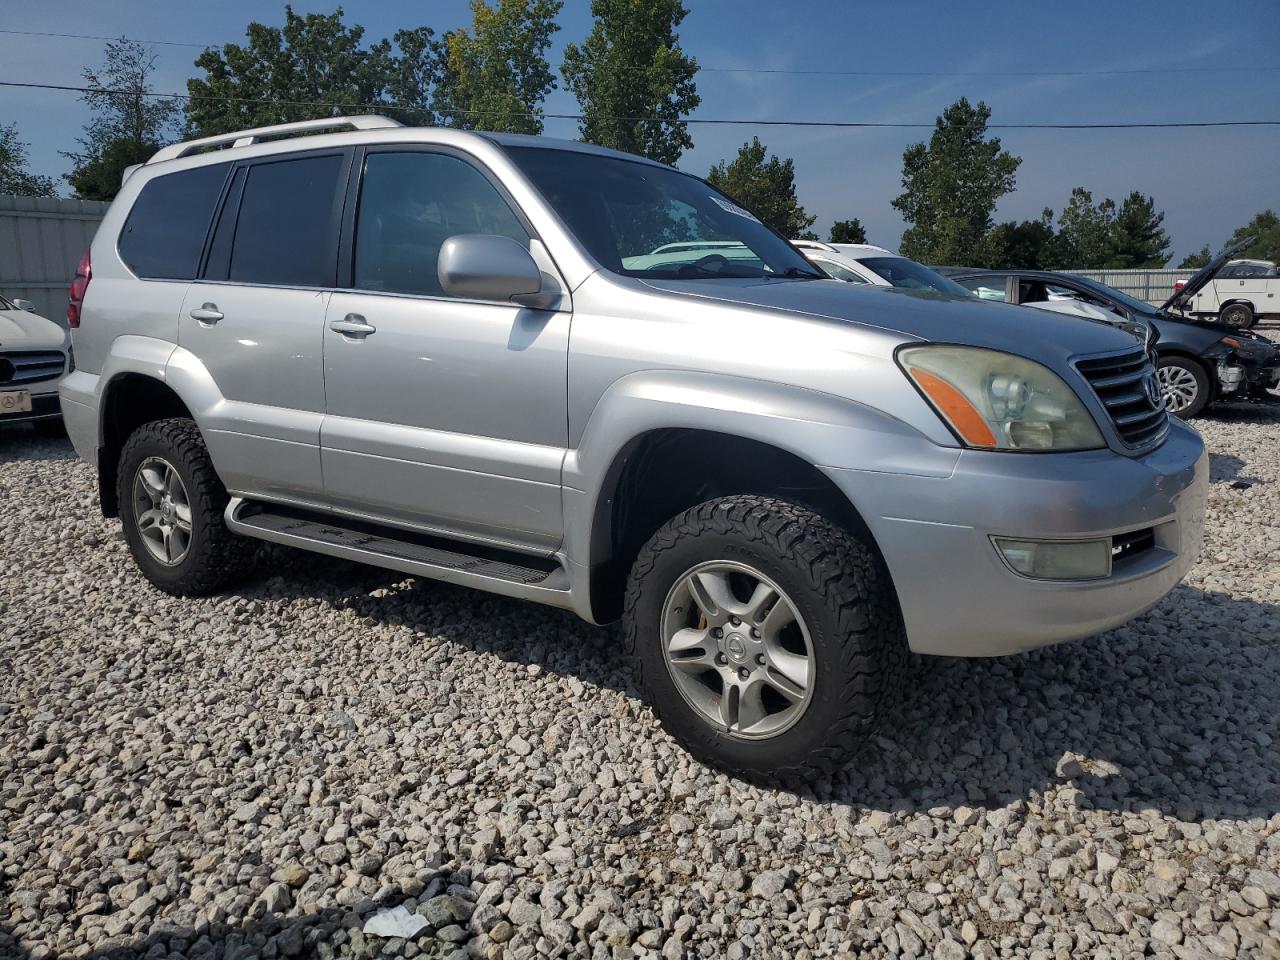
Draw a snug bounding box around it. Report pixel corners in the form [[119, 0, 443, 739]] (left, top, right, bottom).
[[0, 194, 109, 323], [1066, 268, 1193, 307]]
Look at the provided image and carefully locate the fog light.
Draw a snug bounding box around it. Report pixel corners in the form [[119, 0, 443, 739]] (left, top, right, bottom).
[[994, 537, 1112, 580]]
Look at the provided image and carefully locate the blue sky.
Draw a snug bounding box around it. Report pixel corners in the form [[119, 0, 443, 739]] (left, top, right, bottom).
[[2, 0, 1277, 260]]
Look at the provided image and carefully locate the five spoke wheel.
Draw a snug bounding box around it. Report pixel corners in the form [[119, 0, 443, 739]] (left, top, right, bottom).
[[132, 456, 193, 566], [661, 561, 814, 740]]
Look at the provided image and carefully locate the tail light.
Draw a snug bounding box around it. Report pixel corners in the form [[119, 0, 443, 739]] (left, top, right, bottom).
[[68, 248, 91, 329]]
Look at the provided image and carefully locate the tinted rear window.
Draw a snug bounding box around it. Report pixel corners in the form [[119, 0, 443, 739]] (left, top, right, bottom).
[[229, 153, 346, 287], [118, 164, 229, 280]]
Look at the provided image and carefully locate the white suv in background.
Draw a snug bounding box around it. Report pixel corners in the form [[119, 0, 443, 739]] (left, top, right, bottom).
[[793, 240, 976, 296], [1177, 258, 1278, 329]]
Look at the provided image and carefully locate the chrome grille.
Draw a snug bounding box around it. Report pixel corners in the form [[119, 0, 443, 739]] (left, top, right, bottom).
[[1076, 348, 1168, 449], [0, 350, 66, 386]]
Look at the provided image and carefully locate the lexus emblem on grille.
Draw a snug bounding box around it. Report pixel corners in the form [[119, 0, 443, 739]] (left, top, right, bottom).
[[0, 358, 14, 384], [1143, 372, 1164, 410]]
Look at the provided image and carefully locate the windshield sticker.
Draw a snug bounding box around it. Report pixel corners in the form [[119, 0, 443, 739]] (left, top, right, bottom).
[[710, 196, 760, 223]]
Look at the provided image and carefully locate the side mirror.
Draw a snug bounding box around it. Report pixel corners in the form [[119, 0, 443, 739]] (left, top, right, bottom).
[[12, 298, 35, 312], [437, 234, 556, 309]]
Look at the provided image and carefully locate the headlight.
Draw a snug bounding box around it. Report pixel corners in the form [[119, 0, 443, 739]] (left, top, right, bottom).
[[898, 345, 1105, 451]]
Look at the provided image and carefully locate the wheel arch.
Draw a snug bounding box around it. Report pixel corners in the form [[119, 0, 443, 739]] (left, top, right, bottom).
[[564, 370, 945, 624], [97, 372, 194, 517]]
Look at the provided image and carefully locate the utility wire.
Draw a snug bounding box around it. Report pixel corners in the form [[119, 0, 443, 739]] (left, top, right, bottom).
[[2, 27, 1279, 77], [3, 79, 1278, 130]]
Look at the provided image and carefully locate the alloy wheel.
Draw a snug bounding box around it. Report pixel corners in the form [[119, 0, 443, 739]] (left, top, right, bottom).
[[660, 561, 815, 740], [132, 456, 193, 566], [1157, 365, 1199, 414]]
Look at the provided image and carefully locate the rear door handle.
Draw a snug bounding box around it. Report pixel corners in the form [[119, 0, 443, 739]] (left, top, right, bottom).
[[329, 314, 376, 338], [189, 303, 223, 324]]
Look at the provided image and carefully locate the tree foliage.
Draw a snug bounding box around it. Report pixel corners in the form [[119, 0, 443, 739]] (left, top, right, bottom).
[[434, 0, 562, 134], [893, 98, 1020, 265], [1050, 187, 1170, 269], [561, 0, 699, 164], [1226, 210, 1280, 263], [707, 137, 815, 238], [1178, 246, 1211, 269], [1108, 191, 1171, 268], [185, 7, 436, 136], [981, 209, 1056, 269], [1053, 187, 1116, 269], [64, 38, 179, 200], [828, 218, 867, 244], [0, 123, 56, 197]]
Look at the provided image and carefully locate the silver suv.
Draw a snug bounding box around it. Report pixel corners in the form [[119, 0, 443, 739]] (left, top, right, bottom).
[[60, 116, 1208, 779]]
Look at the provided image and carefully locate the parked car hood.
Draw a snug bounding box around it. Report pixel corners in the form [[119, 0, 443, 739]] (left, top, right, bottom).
[[0, 307, 68, 351], [1161, 235, 1253, 312], [640, 277, 1142, 364]]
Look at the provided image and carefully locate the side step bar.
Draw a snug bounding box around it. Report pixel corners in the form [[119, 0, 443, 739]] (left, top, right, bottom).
[[225, 498, 575, 609]]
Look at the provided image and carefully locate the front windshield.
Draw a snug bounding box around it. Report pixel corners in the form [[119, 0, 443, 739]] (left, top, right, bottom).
[[858, 256, 974, 296], [1068, 276, 1159, 316], [504, 146, 822, 280]]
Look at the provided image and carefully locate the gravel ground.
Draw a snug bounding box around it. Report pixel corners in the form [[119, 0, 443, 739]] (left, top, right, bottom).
[[2, 405, 1279, 960]]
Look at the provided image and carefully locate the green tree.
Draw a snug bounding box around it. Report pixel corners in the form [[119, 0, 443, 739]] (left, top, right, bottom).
[[706, 137, 815, 238], [1053, 187, 1116, 268], [1178, 245, 1212, 269], [64, 38, 179, 200], [434, 0, 562, 134], [828, 218, 867, 244], [0, 123, 56, 197], [982, 209, 1056, 269], [561, 0, 699, 164], [1108, 191, 1170, 267], [185, 7, 427, 136], [892, 97, 1020, 265], [1226, 210, 1280, 263]]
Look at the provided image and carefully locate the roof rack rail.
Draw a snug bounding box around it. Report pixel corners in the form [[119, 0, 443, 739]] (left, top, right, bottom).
[[147, 115, 403, 165]]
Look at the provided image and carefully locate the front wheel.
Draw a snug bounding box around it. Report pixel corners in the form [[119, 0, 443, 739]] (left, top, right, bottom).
[[623, 496, 907, 782], [117, 418, 252, 596], [1220, 303, 1255, 330], [1157, 356, 1210, 418]]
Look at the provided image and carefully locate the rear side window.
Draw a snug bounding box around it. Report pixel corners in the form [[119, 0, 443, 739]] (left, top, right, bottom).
[[118, 164, 229, 280], [228, 153, 347, 287]]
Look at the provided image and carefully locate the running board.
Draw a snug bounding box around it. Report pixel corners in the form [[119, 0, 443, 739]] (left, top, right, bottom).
[[225, 498, 574, 608]]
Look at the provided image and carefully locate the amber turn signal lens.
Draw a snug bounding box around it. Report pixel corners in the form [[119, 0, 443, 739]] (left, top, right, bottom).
[[909, 369, 998, 447]]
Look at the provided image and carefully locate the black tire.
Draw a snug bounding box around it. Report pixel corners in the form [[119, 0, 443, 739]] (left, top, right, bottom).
[[116, 418, 251, 596], [1157, 355, 1210, 418], [1220, 302, 1255, 330], [31, 418, 66, 438], [623, 495, 907, 782]]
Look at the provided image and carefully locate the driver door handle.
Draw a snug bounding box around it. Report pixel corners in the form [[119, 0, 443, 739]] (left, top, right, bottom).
[[189, 303, 223, 324], [329, 314, 376, 338]]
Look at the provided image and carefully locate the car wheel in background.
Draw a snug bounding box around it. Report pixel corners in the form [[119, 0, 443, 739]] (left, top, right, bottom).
[[116, 418, 252, 596], [623, 495, 907, 782], [1220, 303, 1255, 329], [1157, 356, 1210, 418]]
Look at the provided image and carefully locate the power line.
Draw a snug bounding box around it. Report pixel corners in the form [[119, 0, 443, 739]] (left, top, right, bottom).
[[3, 79, 1278, 130], [3, 27, 1279, 78]]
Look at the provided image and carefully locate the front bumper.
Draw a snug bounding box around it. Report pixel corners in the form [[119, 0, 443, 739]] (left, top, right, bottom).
[[0, 379, 63, 425], [823, 419, 1208, 657]]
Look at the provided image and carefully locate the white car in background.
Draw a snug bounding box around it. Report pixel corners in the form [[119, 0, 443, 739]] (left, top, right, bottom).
[[1174, 258, 1278, 329], [0, 294, 70, 434], [792, 240, 976, 296]]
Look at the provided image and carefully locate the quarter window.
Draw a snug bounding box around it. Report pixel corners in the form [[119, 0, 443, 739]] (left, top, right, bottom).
[[353, 152, 530, 297], [119, 164, 229, 280], [228, 153, 347, 287]]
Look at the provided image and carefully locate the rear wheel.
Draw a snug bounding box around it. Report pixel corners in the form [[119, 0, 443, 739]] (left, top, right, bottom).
[[1157, 356, 1210, 418], [117, 418, 251, 596], [623, 495, 907, 782], [1220, 302, 1255, 330]]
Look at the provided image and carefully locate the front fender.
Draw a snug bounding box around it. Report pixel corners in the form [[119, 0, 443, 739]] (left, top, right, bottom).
[[560, 369, 960, 611]]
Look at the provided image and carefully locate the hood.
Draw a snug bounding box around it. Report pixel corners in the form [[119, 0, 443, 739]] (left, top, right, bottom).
[[0, 308, 70, 352], [639, 277, 1142, 366], [1161, 235, 1253, 312]]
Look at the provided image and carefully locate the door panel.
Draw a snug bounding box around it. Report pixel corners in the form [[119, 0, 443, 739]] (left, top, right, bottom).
[[178, 284, 328, 501], [321, 293, 569, 549]]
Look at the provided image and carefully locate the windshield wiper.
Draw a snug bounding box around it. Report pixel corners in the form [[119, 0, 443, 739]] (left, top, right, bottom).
[[780, 266, 824, 280]]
